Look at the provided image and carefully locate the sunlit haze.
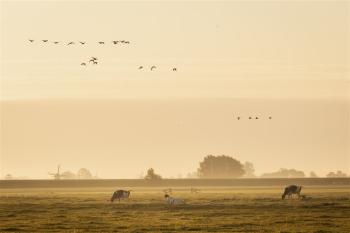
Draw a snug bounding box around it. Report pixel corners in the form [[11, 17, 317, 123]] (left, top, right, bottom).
[[1, 1, 349, 178]]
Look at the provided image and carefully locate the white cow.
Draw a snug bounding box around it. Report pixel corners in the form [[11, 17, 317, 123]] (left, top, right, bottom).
[[164, 194, 185, 205]]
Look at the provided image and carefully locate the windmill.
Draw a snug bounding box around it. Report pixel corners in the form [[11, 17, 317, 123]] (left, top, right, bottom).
[[49, 165, 62, 180]]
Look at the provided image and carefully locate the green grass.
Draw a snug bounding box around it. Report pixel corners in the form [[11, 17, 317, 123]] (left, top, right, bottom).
[[1, 187, 349, 232]]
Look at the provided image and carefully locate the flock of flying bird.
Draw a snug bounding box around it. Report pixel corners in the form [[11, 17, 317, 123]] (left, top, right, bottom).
[[28, 39, 273, 123], [28, 39, 178, 71], [138, 65, 177, 71], [235, 116, 272, 120], [28, 39, 130, 45]]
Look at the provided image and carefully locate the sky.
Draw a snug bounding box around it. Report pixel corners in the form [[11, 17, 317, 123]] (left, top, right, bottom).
[[0, 1, 349, 178]]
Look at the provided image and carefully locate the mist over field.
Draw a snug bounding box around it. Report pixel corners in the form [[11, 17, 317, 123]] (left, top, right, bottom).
[[1, 98, 349, 179]]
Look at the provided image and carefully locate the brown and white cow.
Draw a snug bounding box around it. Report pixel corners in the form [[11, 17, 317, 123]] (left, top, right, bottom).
[[282, 185, 302, 199]]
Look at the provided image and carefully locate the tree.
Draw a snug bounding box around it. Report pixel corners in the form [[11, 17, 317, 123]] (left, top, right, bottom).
[[197, 155, 245, 178], [309, 171, 318, 178], [326, 170, 347, 178], [243, 162, 256, 178], [261, 168, 305, 178], [144, 168, 162, 180], [77, 168, 93, 179]]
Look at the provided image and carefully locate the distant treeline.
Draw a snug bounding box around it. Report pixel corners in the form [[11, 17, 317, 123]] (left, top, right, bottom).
[[3, 155, 349, 180], [142, 155, 348, 180]]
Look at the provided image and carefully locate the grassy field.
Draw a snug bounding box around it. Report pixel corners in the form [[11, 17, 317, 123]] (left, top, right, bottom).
[[1, 186, 349, 232]]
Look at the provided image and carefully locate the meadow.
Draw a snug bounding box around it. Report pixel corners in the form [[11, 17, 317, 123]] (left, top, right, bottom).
[[1, 186, 349, 232]]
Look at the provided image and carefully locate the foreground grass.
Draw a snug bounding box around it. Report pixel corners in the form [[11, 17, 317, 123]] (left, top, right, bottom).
[[0, 187, 349, 232]]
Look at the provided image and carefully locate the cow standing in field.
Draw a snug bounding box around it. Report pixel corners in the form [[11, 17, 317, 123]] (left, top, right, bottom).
[[164, 194, 185, 205], [282, 185, 302, 199], [110, 190, 131, 202]]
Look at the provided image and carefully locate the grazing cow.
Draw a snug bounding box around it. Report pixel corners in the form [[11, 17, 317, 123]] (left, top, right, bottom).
[[282, 185, 302, 199], [164, 194, 185, 205], [111, 190, 131, 202]]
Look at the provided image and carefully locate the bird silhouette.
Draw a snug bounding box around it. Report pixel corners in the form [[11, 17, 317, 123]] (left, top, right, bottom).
[[120, 40, 126, 43], [98, 41, 105, 44], [255, 117, 259, 119], [53, 41, 59, 44], [112, 41, 118, 44], [28, 39, 34, 42], [150, 66, 156, 71], [79, 41, 85, 44], [124, 41, 130, 44], [89, 57, 98, 63], [81, 63, 86, 66], [93, 61, 98, 65], [172, 68, 177, 71], [67, 42, 74, 45], [249, 117, 252, 119], [269, 116, 272, 119], [42, 40, 48, 42], [237, 117, 240, 120], [139, 66, 143, 69]]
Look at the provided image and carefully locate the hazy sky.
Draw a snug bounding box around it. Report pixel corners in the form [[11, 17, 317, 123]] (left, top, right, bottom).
[[0, 1, 349, 178]]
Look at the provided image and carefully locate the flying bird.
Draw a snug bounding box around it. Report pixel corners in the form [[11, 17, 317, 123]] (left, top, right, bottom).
[[255, 117, 259, 119], [53, 41, 59, 44], [98, 41, 105, 44], [81, 63, 86, 66], [172, 68, 177, 71], [67, 42, 74, 45], [237, 117, 240, 120], [124, 41, 130, 44], [112, 41, 119, 44], [249, 117, 252, 119], [28, 39, 34, 42], [150, 66, 156, 71], [269, 116, 272, 119], [89, 57, 98, 63], [93, 61, 98, 65], [79, 41, 86, 44], [42, 40, 48, 42], [138, 66, 143, 70]]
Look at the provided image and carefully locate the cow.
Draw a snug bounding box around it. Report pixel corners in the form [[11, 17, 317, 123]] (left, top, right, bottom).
[[110, 190, 131, 202], [282, 185, 302, 199], [164, 194, 185, 205]]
